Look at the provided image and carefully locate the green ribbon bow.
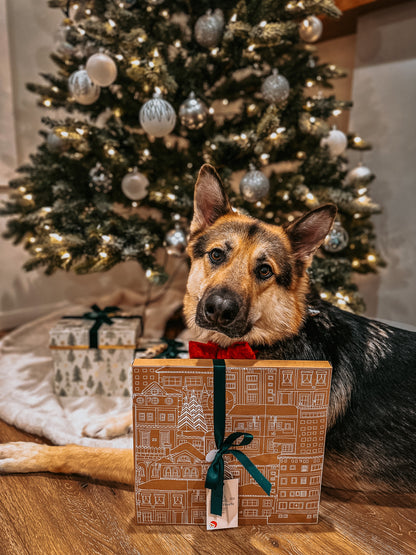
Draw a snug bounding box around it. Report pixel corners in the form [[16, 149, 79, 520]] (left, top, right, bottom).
[[205, 359, 272, 516], [81, 305, 120, 348], [155, 338, 187, 359]]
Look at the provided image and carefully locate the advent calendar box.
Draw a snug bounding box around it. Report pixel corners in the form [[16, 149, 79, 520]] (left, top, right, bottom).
[[132, 359, 332, 526], [49, 307, 142, 397]]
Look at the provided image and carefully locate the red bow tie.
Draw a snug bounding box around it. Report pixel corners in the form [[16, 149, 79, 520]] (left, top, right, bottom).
[[188, 341, 257, 359]]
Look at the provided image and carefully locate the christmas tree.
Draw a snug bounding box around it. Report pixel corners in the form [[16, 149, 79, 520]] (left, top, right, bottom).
[[1, 0, 383, 313]]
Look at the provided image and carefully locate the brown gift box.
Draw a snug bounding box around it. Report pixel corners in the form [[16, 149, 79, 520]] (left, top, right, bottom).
[[132, 359, 332, 526]]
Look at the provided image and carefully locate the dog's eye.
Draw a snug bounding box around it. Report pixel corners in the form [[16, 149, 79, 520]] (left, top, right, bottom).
[[209, 248, 225, 264], [257, 264, 273, 280]]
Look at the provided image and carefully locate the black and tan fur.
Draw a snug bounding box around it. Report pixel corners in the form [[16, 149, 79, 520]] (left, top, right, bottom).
[[1, 164, 415, 493]]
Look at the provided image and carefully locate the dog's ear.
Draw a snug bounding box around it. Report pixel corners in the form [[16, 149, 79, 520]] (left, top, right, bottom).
[[190, 164, 232, 235], [286, 204, 337, 263]]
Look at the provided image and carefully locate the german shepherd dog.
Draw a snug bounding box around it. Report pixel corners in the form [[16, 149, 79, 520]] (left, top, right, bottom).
[[1, 164, 415, 493]]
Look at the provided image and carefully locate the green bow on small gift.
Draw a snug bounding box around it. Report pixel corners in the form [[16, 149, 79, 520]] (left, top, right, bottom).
[[81, 305, 121, 348]]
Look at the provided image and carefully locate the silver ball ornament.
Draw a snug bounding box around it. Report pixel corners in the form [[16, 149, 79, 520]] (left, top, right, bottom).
[[323, 221, 349, 253], [299, 16, 323, 43], [194, 9, 224, 48], [240, 167, 270, 203], [320, 129, 347, 157], [346, 164, 372, 186], [46, 132, 67, 153], [165, 226, 187, 256], [179, 92, 208, 130], [261, 69, 290, 105], [69, 69, 100, 105], [86, 53, 117, 87], [139, 92, 176, 137], [121, 169, 149, 200]]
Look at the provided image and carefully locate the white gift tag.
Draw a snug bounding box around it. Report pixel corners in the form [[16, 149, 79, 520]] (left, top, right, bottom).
[[205, 448, 219, 463], [206, 478, 239, 530]]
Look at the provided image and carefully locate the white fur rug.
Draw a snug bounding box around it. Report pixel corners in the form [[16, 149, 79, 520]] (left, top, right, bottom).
[[0, 288, 187, 448]]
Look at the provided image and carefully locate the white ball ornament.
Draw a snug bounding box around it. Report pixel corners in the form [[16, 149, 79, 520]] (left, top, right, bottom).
[[121, 168, 149, 200], [68, 69, 100, 105], [240, 166, 270, 203], [139, 91, 176, 137], [346, 164, 372, 185], [299, 16, 323, 43], [194, 9, 224, 48], [165, 225, 187, 256], [261, 69, 290, 105], [86, 53, 117, 87], [320, 128, 347, 157]]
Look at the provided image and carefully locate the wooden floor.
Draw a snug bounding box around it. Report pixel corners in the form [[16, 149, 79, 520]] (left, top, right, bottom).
[[0, 420, 415, 555]]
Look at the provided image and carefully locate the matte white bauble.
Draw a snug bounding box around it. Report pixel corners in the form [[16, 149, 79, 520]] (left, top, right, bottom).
[[139, 92, 176, 137], [86, 53, 117, 87], [121, 169, 149, 200], [320, 129, 347, 157], [68, 69, 100, 105]]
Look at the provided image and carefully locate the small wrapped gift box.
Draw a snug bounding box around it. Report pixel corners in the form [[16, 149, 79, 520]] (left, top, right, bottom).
[[49, 305, 142, 397], [132, 358, 332, 526]]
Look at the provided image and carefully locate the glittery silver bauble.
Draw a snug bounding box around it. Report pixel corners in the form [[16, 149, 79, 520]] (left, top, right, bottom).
[[121, 169, 149, 200], [165, 226, 187, 256], [194, 9, 224, 48], [323, 221, 349, 253], [299, 16, 323, 43], [320, 129, 347, 157], [89, 162, 113, 193], [239, 167, 270, 203], [179, 92, 208, 130], [86, 53, 117, 87], [345, 164, 372, 185], [69, 69, 100, 105], [261, 69, 290, 105], [139, 92, 176, 137]]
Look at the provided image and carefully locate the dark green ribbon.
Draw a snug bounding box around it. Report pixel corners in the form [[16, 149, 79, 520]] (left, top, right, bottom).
[[155, 338, 187, 359], [205, 359, 272, 516], [63, 304, 139, 348]]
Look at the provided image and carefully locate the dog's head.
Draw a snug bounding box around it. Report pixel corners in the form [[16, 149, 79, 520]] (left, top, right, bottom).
[[184, 164, 336, 347]]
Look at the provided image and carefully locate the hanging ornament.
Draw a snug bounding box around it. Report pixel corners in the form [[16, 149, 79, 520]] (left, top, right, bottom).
[[320, 128, 347, 157], [139, 90, 176, 137], [299, 16, 323, 43], [54, 19, 76, 57], [261, 69, 290, 105], [323, 221, 349, 253], [89, 162, 113, 193], [86, 53, 117, 87], [68, 69, 100, 105], [345, 163, 372, 186], [194, 9, 224, 48], [46, 132, 67, 153], [165, 225, 187, 256], [239, 165, 270, 203], [121, 168, 149, 200], [179, 92, 208, 130]]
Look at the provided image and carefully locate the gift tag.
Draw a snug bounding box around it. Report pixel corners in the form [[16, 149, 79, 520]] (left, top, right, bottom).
[[206, 478, 239, 530]]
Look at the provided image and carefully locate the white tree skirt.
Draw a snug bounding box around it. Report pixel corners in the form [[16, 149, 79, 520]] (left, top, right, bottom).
[[0, 288, 184, 448]]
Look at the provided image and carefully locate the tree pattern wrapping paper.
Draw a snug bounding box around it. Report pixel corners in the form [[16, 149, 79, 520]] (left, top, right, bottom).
[[49, 315, 142, 397]]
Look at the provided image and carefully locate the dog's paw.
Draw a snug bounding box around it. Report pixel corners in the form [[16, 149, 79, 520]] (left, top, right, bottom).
[[0, 442, 48, 473], [82, 413, 132, 439]]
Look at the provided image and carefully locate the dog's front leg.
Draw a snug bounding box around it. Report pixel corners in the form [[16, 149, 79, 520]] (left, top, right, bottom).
[[0, 442, 134, 485]]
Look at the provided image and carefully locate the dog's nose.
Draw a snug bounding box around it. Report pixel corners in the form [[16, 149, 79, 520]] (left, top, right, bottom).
[[204, 292, 240, 326]]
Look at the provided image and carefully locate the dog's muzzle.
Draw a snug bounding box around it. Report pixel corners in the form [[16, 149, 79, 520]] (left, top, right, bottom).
[[196, 287, 250, 338]]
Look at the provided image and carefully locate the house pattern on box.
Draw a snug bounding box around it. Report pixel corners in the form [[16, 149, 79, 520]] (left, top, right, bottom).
[[49, 316, 141, 397], [133, 364, 331, 525]]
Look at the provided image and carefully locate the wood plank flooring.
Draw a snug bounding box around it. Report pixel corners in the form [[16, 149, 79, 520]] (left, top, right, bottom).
[[0, 420, 415, 555]]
